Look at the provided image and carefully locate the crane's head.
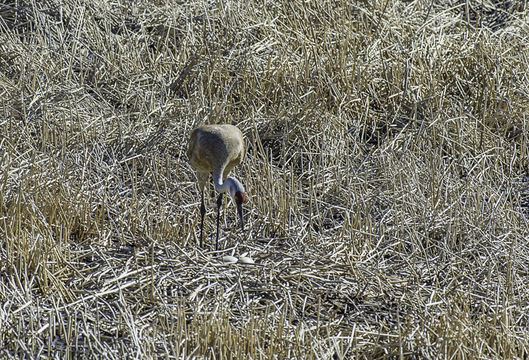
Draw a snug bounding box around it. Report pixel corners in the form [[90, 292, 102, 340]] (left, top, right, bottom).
[[227, 177, 247, 231]]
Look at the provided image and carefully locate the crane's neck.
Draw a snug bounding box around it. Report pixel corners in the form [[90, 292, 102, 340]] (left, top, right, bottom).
[[213, 173, 247, 230], [213, 174, 245, 198]]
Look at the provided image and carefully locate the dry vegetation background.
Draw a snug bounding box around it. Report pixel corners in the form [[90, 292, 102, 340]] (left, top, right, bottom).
[[1, 0, 529, 358]]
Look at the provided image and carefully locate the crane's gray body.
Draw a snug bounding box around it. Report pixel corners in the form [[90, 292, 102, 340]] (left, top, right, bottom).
[[188, 124, 245, 190]]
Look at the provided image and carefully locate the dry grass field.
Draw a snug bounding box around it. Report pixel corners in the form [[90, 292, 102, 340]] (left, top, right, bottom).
[[1, 0, 529, 358]]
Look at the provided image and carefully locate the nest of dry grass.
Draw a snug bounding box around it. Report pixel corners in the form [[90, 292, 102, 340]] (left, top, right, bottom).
[[1, 0, 529, 358]]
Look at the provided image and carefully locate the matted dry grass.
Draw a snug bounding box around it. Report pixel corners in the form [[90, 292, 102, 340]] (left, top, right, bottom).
[[1, 0, 529, 358]]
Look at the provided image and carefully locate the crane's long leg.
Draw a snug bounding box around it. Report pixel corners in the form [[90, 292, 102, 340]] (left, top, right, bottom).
[[199, 190, 206, 248], [215, 192, 223, 251]]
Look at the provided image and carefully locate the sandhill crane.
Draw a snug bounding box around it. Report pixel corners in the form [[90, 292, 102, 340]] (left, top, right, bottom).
[[187, 124, 247, 251]]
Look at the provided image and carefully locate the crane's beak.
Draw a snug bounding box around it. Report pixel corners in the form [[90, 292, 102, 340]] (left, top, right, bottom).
[[233, 191, 246, 232], [237, 202, 244, 231]]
